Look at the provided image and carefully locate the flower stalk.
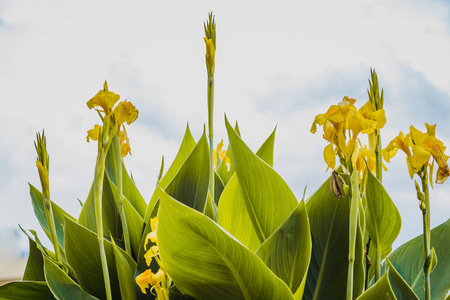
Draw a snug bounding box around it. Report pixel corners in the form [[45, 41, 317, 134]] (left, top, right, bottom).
[[418, 167, 431, 300], [34, 131, 62, 267], [204, 12, 216, 205], [346, 169, 359, 300]]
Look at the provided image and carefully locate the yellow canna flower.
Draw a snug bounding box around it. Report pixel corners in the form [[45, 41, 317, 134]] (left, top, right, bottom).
[[113, 100, 139, 125], [214, 140, 230, 169], [135, 269, 154, 294], [86, 81, 120, 115], [144, 217, 158, 250], [382, 124, 450, 184], [86, 124, 102, 143], [119, 127, 132, 157]]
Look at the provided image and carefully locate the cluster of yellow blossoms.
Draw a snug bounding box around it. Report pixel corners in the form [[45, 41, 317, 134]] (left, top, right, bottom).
[[382, 124, 450, 185], [311, 96, 386, 177], [86, 81, 139, 157], [135, 217, 169, 299]]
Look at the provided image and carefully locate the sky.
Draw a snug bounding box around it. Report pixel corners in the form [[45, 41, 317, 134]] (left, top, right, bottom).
[[0, 0, 449, 275]]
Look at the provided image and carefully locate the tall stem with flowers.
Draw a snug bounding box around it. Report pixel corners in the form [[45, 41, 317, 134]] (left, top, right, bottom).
[[86, 81, 139, 300], [382, 123, 450, 300], [311, 89, 386, 299]]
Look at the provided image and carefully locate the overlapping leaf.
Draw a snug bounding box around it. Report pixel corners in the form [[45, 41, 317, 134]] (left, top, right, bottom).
[[157, 190, 294, 300]]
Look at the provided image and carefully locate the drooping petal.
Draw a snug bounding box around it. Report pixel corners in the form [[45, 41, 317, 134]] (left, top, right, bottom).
[[113, 101, 139, 125], [323, 143, 336, 170], [135, 269, 154, 294], [86, 124, 102, 142]]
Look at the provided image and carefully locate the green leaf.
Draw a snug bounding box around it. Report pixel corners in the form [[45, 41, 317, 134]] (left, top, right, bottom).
[[164, 130, 210, 213], [214, 170, 225, 205], [107, 176, 144, 258], [157, 190, 294, 300], [23, 237, 45, 281], [64, 217, 135, 299], [0, 281, 55, 300], [424, 247, 437, 276], [111, 238, 137, 300], [105, 140, 147, 218], [303, 176, 365, 300], [204, 191, 218, 221], [218, 117, 297, 250], [29, 184, 76, 249], [385, 218, 450, 300], [43, 256, 99, 300], [364, 170, 401, 260], [255, 200, 311, 296], [385, 260, 419, 300], [77, 176, 122, 240], [356, 270, 396, 300], [254, 126, 276, 168]]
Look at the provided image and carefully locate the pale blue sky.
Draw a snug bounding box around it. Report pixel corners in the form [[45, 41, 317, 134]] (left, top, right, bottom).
[[0, 0, 449, 275]]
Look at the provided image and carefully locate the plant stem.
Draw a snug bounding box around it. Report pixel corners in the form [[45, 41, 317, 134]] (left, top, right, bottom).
[[375, 134, 382, 182], [207, 75, 215, 206], [113, 134, 131, 256], [420, 170, 431, 300], [347, 170, 359, 300], [43, 195, 62, 264], [94, 150, 112, 300]]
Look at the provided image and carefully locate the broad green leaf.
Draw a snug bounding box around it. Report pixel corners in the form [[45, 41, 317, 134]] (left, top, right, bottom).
[[303, 176, 365, 300], [218, 117, 297, 250], [78, 176, 122, 240], [159, 124, 196, 189], [157, 190, 294, 300], [214, 170, 224, 205], [356, 270, 396, 300], [64, 217, 135, 299], [105, 138, 147, 218], [107, 176, 144, 258], [111, 238, 137, 300], [23, 237, 45, 281], [0, 281, 55, 300], [255, 200, 311, 296], [364, 170, 401, 260], [385, 218, 450, 300], [204, 191, 218, 221], [29, 184, 76, 249], [254, 126, 276, 168], [164, 130, 210, 213], [43, 256, 98, 300], [385, 260, 419, 300]]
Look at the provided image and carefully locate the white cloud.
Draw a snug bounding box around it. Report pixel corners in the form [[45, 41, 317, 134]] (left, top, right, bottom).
[[0, 0, 449, 263]]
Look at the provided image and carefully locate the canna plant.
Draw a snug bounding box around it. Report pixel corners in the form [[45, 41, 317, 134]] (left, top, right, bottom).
[[0, 12, 449, 300]]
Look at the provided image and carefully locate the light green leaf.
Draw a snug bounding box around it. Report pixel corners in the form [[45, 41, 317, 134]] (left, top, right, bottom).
[[364, 170, 401, 260], [255, 200, 311, 296], [0, 281, 55, 300], [64, 217, 135, 299], [164, 130, 210, 213], [111, 237, 137, 300], [23, 237, 45, 281], [43, 256, 98, 300], [204, 191, 218, 221], [385, 260, 419, 300], [303, 176, 365, 300], [105, 139, 147, 218], [218, 117, 297, 250], [157, 190, 294, 300], [29, 184, 76, 249], [385, 218, 450, 300], [77, 177, 122, 240], [254, 126, 276, 168], [356, 270, 396, 300]]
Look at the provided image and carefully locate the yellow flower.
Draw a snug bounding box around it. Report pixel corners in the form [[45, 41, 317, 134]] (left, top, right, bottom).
[[144, 217, 158, 250], [119, 127, 132, 157], [135, 269, 154, 294], [214, 140, 230, 169], [382, 124, 450, 184], [113, 100, 139, 125], [86, 124, 102, 143], [204, 37, 215, 75], [86, 81, 120, 115], [144, 245, 159, 266]]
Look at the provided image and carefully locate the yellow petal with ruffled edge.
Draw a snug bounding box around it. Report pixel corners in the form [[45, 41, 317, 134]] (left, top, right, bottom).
[[113, 101, 139, 125], [411, 145, 431, 170], [86, 124, 102, 142], [135, 269, 154, 294], [86, 89, 120, 115]]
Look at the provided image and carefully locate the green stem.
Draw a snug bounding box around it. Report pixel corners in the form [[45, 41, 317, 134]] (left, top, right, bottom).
[[94, 150, 112, 300], [347, 170, 359, 300], [43, 196, 62, 265], [375, 134, 382, 182], [112, 134, 131, 256], [207, 76, 214, 206], [420, 170, 431, 300]]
